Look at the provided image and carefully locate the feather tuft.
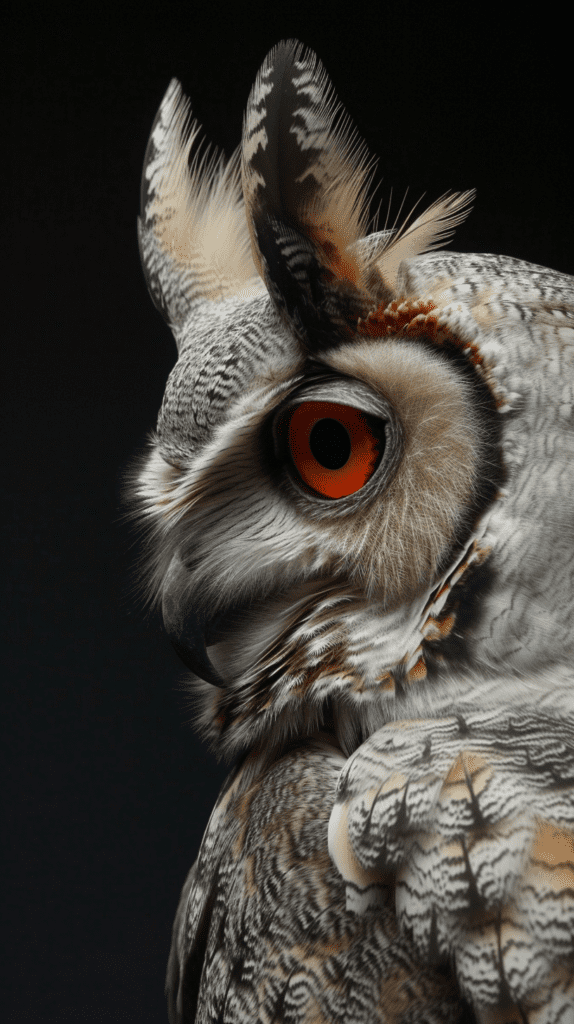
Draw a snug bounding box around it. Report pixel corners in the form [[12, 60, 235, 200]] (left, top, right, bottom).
[[375, 190, 475, 293], [242, 40, 376, 273], [138, 78, 258, 334], [241, 40, 377, 347]]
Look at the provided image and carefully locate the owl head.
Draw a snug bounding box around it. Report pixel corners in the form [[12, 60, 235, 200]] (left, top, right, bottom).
[[132, 41, 574, 760]]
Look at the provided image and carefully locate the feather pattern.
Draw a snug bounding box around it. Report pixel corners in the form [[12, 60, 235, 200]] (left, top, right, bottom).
[[329, 710, 574, 1017], [166, 738, 469, 1024]]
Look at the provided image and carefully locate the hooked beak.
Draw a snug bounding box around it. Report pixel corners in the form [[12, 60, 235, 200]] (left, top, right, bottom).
[[161, 552, 227, 688]]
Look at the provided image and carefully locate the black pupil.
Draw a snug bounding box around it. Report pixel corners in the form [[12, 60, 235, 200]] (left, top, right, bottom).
[[309, 419, 352, 470]]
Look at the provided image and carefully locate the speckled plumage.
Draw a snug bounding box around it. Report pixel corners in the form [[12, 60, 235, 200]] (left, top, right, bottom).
[[131, 41, 574, 1023]]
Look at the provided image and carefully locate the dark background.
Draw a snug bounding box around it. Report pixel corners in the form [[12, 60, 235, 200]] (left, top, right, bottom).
[[6, 2, 572, 1021]]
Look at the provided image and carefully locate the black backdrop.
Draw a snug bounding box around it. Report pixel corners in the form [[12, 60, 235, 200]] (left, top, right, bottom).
[[6, 2, 572, 1021]]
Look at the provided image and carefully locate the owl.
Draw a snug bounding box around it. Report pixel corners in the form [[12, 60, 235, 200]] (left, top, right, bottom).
[[132, 40, 574, 1024]]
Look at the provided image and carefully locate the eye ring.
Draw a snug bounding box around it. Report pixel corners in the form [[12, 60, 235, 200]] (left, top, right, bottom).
[[287, 401, 383, 499]]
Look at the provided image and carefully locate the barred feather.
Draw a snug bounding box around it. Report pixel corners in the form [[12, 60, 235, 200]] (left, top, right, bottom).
[[329, 711, 574, 1016], [242, 40, 375, 277], [241, 39, 378, 347]]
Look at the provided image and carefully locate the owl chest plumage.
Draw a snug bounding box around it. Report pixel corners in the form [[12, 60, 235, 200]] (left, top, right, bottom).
[[167, 740, 472, 1024]]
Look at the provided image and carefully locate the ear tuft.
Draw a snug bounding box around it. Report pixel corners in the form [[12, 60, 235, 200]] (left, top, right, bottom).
[[241, 41, 377, 350], [138, 78, 259, 334]]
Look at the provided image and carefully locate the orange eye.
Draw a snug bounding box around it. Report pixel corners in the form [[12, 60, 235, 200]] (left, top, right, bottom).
[[287, 401, 382, 499]]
